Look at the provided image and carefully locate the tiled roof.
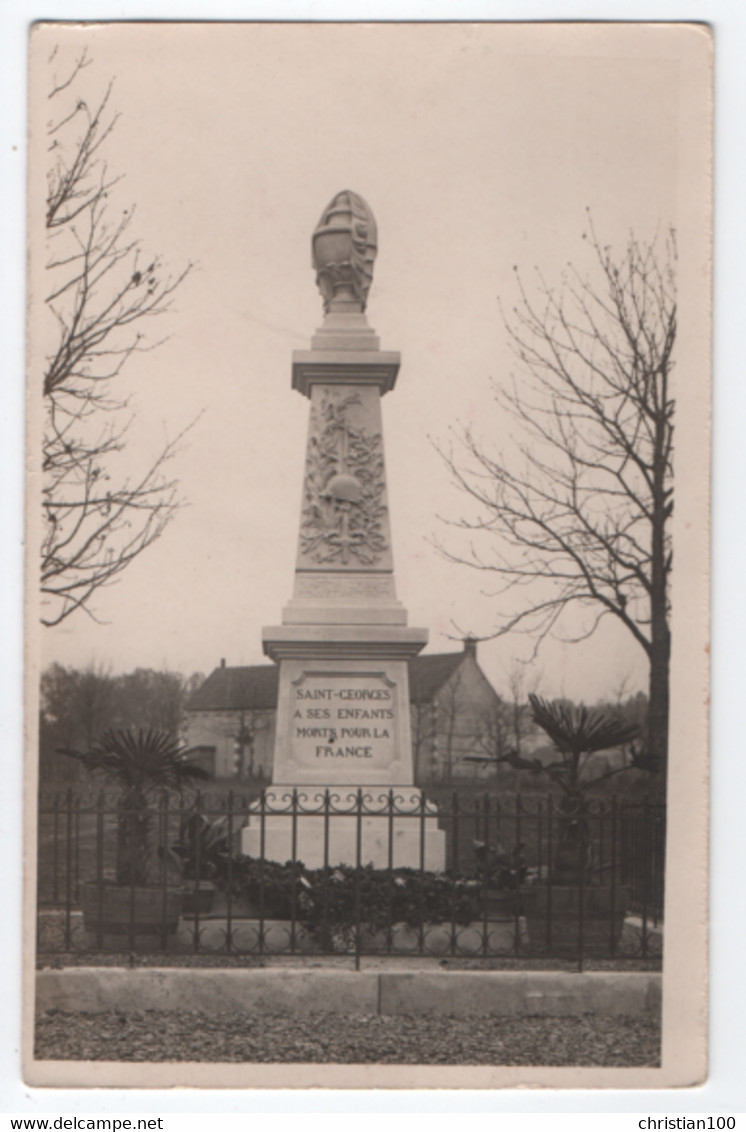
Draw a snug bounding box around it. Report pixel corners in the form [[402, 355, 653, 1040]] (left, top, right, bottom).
[[407, 652, 466, 704], [188, 652, 467, 712], [187, 665, 279, 712]]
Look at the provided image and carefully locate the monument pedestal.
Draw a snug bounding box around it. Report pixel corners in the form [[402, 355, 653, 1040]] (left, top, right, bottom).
[[240, 628, 447, 869], [241, 189, 445, 871]]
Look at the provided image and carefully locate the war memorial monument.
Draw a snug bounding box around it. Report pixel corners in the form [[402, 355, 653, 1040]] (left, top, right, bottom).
[[241, 191, 446, 870]]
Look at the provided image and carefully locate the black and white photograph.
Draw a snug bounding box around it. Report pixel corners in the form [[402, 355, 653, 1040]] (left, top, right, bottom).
[[24, 21, 711, 1089]]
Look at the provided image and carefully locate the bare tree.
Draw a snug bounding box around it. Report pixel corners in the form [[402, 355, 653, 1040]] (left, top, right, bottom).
[[440, 674, 463, 785], [41, 47, 194, 626], [40, 662, 204, 752], [40, 661, 117, 750], [410, 699, 437, 784], [410, 669, 473, 785], [472, 666, 537, 786], [472, 703, 514, 785], [195, 710, 271, 779], [504, 662, 539, 756], [436, 220, 675, 779]]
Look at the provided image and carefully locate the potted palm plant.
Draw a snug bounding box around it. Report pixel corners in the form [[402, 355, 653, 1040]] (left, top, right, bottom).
[[511, 694, 649, 954], [59, 728, 210, 946]]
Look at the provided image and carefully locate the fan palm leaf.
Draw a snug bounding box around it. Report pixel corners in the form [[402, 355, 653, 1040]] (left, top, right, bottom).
[[528, 694, 640, 756], [58, 727, 210, 795]]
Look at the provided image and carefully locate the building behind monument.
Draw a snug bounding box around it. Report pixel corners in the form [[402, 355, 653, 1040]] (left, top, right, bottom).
[[186, 637, 506, 786]]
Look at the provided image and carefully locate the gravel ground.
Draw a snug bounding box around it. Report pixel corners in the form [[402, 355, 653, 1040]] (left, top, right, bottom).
[[35, 1008, 660, 1066]]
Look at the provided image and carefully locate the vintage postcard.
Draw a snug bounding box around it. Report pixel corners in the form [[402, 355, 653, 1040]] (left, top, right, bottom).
[[24, 21, 711, 1089]]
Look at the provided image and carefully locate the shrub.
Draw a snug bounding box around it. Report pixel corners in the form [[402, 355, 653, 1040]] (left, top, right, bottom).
[[224, 857, 490, 948], [300, 865, 482, 948], [168, 812, 233, 883], [227, 855, 308, 920]]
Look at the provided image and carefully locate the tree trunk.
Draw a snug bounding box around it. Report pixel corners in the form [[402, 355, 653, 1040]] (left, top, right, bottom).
[[648, 384, 672, 793], [647, 625, 670, 794], [116, 794, 151, 885]]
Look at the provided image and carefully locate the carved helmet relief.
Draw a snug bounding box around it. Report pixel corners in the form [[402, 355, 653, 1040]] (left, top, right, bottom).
[[321, 472, 364, 507], [312, 190, 378, 313]]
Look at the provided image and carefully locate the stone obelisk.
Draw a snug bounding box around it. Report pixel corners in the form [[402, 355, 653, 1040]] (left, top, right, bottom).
[[242, 190, 445, 870]]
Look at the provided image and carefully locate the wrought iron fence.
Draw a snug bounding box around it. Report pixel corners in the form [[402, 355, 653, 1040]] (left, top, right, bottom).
[[36, 788, 664, 969]]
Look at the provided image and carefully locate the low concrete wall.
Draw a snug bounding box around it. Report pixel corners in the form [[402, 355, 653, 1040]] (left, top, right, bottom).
[[36, 968, 381, 1015], [378, 970, 661, 1017], [36, 967, 661, 1018]]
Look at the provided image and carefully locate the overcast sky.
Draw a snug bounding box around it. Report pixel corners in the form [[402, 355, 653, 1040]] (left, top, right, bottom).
[[32, 22, 692, 702]]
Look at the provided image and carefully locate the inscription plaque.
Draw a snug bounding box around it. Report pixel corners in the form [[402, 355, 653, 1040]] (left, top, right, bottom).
[[294, 572, 395, 599], [290, 670, 397, 771]]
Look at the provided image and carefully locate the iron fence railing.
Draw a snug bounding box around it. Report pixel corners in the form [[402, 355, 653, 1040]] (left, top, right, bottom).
[[36, 788, 664, 969]]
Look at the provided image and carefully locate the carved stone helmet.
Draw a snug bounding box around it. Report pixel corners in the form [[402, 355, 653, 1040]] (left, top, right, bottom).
[[312, 190, 377, 313], [321, 472, 363, 505]]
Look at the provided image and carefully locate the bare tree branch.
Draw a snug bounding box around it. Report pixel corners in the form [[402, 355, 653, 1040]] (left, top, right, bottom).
[[41, 51, 196, 627], [435, 219, 675, 776]]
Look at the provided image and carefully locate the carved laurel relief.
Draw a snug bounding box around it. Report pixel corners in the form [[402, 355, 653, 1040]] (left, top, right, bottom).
[[300, 390, 388, 566]]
